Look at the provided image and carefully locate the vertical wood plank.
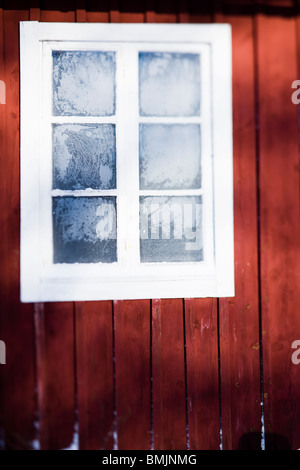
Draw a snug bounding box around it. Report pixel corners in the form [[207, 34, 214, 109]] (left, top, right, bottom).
[[86, 0, 109, 23], [155, 0, 177, 23], [0, 6, 6, 449], [75, 0, 86, 22], [40, 1, 75, 22], [152, 299, 187, 450], [0, 8, 37, 450], [119, 0, 144, 23], [185, 299, 220, 450], [145, 0, 156, 23], [29, 8, 40, 21], [114, 300, 151, 450], [256, 13, 300, 450], [177, 0, 189, 23], [178, 2, 220, 451], [110, 0, 120, 23], [188, 0, 213, 23], [36, 302, 75, 450], [72, 3, 115, 452], [34, 303, 48, 450], [109, 0, 152, 451], [31, 5, 77, 451], [75, 301, 114, 450], [217, 14, 262, 450]]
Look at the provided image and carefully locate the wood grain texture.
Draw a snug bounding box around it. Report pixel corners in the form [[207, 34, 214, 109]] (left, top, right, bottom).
[[114, 300, 151, 450], [0, 6, 6, 449], [40, 2, 75, 22], [119, 0, 144, 23], [152, 299, 187, 450], [72, 6, 115, 451], [86, 0, 109, 23], [145, 0, 156, 23], [0, 8, 37, 450], [179, 1, 220, 452], [108, 0, 152, 451], [185, 298, 220, 450], [1, 0, 300, 452], [155, 0, 177, 23], [217, 14, 262, 450], [75, 301, 114, 450], [31, 6, 77, 451], [36, 302, 75, 450], [109, 0, 120, 23], [256, 13, 300, 450]]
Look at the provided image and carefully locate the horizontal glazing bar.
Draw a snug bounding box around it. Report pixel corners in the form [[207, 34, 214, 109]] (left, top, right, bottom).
[[139, 116, 202, 124], [50, 116, 116, 124], [139, 189, 203, 196], [51, 189, 117, 197]]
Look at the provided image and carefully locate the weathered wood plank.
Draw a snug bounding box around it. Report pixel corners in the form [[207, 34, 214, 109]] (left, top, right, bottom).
[[155, 0, 177, 23], [0, 8, 37, 450], [217, 14, 262, 450], [36, 302, 76, 450], [32, 6, 77, 451], [109, 1, 152, 451], [40, 1, 75, 21], [119, 0, 144, 23], [0, 6, 6, 450], [256, 13, 300, 450], [178, 2, 219, 451], [86, 0, 109, 23], [75, 301, 114, 450], [114, 300, 151, 450], [152, 299, 187, 450], [75, 0, 86, 23], [34, 303, 48, 450], [185, 298, 220, 450], [72, 4, 115, 451], [109, 0, 120, 23]]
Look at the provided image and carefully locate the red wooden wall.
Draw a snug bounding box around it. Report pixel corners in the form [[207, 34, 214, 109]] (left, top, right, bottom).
[[0, 0, 299, 451]]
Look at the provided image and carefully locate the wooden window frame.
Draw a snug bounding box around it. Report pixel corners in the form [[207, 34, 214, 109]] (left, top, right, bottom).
[[20, 21, 234, 302]]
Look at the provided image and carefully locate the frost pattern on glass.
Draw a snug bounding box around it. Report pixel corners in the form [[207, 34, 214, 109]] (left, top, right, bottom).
[[140, 196, 203, 263], [139, 52, 200, 117], [53, 51, 116, 116], [139, 124, 201, 190], [53, 197, 117, 263], [53, 124, 116, 190]]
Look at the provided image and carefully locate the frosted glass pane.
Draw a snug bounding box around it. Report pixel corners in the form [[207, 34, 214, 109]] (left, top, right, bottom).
[[140, 196, 203, 262], [139, 52, 200, 117], [53, 51, 116, 116], [53, 197, 117, 263], [139, 124, 201, 190], [53, 124, 116, 190]]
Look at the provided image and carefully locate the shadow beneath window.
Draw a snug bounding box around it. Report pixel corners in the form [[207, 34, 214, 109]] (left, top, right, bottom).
[[238, 432, 291, 450]]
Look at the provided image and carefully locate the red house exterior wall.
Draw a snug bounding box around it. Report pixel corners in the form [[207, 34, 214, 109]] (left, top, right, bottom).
[[0, 0, 299, 450]]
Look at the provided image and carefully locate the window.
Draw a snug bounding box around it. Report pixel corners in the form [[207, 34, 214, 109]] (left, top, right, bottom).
[[20, 22, 234, 302]]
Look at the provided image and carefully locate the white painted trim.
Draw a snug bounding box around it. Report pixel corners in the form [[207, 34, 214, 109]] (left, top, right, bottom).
[[211, 26, 235, 297], [19, 22, 234, 302], [20, 21, 41, 301], [35, 22, 230, 44]]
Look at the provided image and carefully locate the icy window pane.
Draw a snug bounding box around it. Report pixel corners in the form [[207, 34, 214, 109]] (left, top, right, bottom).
[[53, 51, 116, 116], [139, 52, 200, 117], [140, 196, 203, 262], [139, 124, 201, 190], [53, 124, 116, 190], [53, 197, 117, 263]]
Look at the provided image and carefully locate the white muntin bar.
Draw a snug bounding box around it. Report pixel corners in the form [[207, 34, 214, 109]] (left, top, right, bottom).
[[51, 189, 117, 197]]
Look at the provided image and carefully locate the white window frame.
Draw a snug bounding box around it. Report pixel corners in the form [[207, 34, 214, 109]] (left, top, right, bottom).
[[20, 22, 234, 302]]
